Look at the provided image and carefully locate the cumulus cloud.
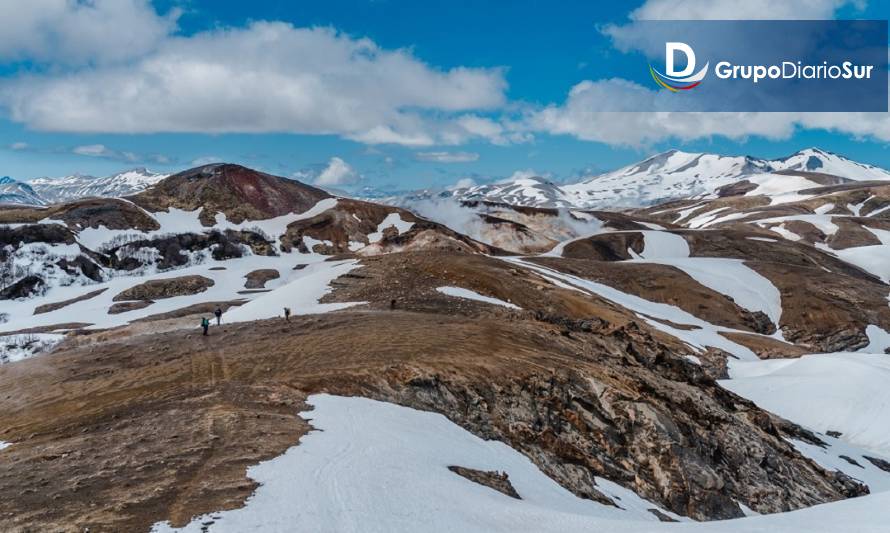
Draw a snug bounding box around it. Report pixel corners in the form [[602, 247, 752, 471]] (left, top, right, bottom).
[[526, 78, 890, 147], [1, 22, 507, 146], [604, 0, 864, 58], [414, 151, 480, 163], [0, 0, 179, 65], [314, 157, 361, 187], [1, 0, 883, 152]]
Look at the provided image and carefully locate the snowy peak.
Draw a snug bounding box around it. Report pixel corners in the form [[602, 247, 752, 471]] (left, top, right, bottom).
[[442, 148, 890, 209], [0, 176, 45, 206], [769, 148, 890, 181], [27, 168, 169, 204]]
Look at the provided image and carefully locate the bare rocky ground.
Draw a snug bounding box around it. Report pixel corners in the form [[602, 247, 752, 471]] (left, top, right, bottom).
[[0, 251, 869, 532]]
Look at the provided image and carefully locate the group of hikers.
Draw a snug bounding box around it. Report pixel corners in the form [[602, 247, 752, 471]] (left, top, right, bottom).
[[200, 307, 225, 335], [200, 306, 292, 335]]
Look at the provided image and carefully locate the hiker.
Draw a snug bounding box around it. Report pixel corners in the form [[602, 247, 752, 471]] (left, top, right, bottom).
[[284, 307, 291, 321], [201, 317, 210, 336], [214, 306, 223, 325]]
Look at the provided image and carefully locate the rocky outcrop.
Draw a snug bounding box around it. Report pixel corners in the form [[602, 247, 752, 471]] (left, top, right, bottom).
[[562, 233, 644, 261], [108, 300, 154, 314], [365, 359, 864, 521], [103, 229, 274, 271], [34, 288, 107, 315], [244, 269, 280, 289], [112, 275, 214, 301], [448, 466, 520, 499], [0, 224, 76, 248], [0, 275, 44, 300]]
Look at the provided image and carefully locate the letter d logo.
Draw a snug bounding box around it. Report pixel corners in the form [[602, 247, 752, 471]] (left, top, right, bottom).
[[666, 42, 696, 77], [649, 42, 709, 92]]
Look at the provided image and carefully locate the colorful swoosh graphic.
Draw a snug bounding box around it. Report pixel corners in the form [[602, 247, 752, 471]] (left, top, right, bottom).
[[649, 64, 707, 92]]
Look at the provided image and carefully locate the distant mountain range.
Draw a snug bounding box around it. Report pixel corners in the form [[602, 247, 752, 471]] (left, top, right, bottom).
[[438, 148, 890, 209], [4, 148, 890, 210], [0, 168, 168, 206]]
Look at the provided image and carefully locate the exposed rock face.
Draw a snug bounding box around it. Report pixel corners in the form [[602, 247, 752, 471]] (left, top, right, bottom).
[[132, 164, 330, 225], [0, 275, 44, 300], [367, 361, 863, 521], [56, 255, 104, 282], [108, 300, 154, 314], [34, 288, 107, 315], [562, 233, 644, 261], [131, 300, 246, 323], [448, 466, 521, 499], [112, 275, 214, 301], [0, 224, 76, 248], [244, 269, 280, 289]]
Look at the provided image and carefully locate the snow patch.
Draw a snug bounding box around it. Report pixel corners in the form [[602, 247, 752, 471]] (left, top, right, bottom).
[[860, 325, 890, 353], [638, 231, 690, 259], [224, 261, 364, 322], [436, 286, 520, 310], [723, 353, 890, 456], [368, 212, 414, 243]]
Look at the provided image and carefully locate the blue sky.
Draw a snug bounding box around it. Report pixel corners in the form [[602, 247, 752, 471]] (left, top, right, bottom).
[[2, 0, 890, 190]]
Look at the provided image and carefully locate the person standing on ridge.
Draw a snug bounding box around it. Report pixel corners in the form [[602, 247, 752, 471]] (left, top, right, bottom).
[[201, 317, 210, 336], [284, 307, 291, 321], [214, 306, 223, 325]]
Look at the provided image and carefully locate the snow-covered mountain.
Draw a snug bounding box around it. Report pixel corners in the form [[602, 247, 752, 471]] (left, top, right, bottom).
[[27, 168, 168, 204], [0, 176, 45, 206], [444, 148, 890, 209], [769, 147, 890, 179], [456, 175, 572, 207]]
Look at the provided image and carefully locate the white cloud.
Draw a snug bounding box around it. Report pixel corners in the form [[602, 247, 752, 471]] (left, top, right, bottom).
[[498, 169, 546, 184], [0, 0, 179, 65], [451, 115, 532, 146], [415, 151, 480, 163], [1, 22, 506, 146], [450, 177, 478, 189], [72, 143, 170, 164], [526, 78, 890, 147], [604, 0, 865, 57], [626, 0, 861, 20], [314, 157, 361, 187], [73, 144, 118, 158], [9, 142, 28, 151]]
